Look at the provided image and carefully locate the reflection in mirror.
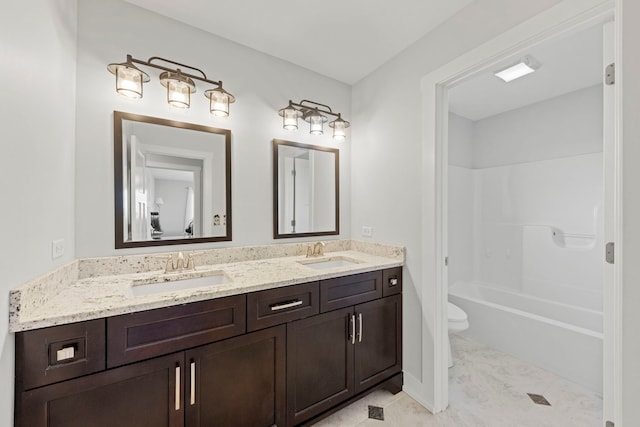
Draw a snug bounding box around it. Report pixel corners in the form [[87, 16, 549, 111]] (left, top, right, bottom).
[[273, 139, 339, 239], [114, 111, 231, 248]]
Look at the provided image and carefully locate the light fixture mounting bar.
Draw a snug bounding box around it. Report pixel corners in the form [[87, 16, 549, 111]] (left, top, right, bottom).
[[289, 99, 341, 118], [127, 54, 223, 87]]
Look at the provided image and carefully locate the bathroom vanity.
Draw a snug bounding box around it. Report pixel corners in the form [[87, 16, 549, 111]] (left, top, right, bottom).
[[10, 241, 403, 427]]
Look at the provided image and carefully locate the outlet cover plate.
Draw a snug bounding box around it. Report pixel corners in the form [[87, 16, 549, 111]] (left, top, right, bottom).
[[52, 239, 65, 259]]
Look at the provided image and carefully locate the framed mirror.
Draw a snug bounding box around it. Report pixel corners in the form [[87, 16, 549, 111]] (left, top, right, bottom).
[[273, 139, 339, 239], [114, 111, 231, 248]]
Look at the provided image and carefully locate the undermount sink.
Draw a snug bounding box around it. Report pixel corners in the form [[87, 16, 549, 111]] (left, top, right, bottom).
[[298, 256, 361, 270], [130, 271, 230, 296]]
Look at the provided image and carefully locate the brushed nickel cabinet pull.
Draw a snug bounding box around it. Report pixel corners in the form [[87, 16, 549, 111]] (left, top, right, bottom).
[[270, 300, 304, 311], [175, 364, 181, 411], [190, 361, 196, 405], [351, 314, 356, 345], [358, 313, 363, 343]]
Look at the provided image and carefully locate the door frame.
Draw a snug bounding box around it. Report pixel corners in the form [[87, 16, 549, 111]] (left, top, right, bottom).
[[419, 0, 620, 422]]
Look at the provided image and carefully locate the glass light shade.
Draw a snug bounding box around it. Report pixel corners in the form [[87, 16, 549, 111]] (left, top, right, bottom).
[[205, 87, 236, 117], [209, 90, 230, 117], [107, 60, 149, 99], [309, 114, 325, 135], [329, 117, 349, 141], [159, 71, 196, 109], [167, 80, 192, 109], [116, 67, 144, 98], [282, 107, 299, 130]]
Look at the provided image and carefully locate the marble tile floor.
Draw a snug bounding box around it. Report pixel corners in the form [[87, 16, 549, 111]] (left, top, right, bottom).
[[314, 335, 602, 426]]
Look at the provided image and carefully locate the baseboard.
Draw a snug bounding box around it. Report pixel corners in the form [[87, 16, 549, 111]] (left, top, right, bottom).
[[402, 370, 436, 413]]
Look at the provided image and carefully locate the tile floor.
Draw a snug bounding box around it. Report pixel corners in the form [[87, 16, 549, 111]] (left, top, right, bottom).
[[314, 335, 602, 426]]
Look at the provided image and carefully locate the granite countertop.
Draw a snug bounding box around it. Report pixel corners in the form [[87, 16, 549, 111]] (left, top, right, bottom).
[[9, 240, 404, 333]]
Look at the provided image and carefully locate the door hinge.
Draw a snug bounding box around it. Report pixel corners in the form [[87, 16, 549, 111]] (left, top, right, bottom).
[[605, 63, 615, 85], [444, 256, 449, 266], [606, 242, 615, 264]]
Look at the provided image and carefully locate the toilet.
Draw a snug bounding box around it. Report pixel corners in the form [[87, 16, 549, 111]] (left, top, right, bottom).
[[447, 302, 469, 368]]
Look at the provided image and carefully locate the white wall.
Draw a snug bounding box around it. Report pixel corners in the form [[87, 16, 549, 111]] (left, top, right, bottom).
[[448, 113, 475, 286], [74, 0, 351, 257], [448, 113, 474, 168], [0, 1, 78, 424], [472, 85, 603, 168]]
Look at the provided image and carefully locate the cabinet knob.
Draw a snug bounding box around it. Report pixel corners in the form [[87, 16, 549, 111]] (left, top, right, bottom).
[[389, 278, 398, 286]]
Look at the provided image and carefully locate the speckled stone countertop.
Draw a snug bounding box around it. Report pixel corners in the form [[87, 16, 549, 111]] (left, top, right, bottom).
[[9, 240, 404, 333]]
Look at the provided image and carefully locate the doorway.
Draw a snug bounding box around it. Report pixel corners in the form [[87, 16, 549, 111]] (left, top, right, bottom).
[[420, 3, 620, 425], [446, 20, 608, 423]]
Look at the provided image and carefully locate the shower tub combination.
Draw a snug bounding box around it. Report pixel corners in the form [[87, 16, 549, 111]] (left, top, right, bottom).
[[449, 280, 603, 393]]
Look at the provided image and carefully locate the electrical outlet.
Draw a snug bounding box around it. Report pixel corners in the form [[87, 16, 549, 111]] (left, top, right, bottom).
[[52, 239, 65, 259], [361, 226, 373, 238]]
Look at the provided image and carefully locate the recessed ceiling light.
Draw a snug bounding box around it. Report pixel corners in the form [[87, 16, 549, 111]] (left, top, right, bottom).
[[494, 56, 540, 82]]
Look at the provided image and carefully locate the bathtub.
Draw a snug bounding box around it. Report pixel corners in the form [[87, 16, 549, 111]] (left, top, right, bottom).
[[449, 281, 602, 393]]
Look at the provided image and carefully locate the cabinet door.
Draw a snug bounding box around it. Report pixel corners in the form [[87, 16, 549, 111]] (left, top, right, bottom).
[[19, 353, 184, 427], [185, 325, 286, 427], [286, 307, 355, 425], [354, 294, 402, 394]]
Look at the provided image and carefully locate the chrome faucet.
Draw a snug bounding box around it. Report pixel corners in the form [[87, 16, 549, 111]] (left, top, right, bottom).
[[306, 242, 325, 258], [164, 251, 197, 273]]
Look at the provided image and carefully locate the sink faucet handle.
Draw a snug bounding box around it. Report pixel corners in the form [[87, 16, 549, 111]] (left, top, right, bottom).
[[313, 241, 325, 256], [175, 251, 185, 270], [152, 254, 175, 273], [185, 252, 197, 270]]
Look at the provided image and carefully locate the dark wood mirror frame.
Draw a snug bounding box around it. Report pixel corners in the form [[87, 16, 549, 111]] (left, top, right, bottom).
[[273, 139, 339, 239], [114, 111, 232, 248]]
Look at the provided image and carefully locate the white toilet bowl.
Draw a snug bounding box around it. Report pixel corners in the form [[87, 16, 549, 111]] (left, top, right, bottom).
[[447, 302, 469, 368]]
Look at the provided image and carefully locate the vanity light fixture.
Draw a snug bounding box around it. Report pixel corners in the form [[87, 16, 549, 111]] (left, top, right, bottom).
[[107, 55, 235, 116], [278, 99, 350, 140], [494, 55, 540, 82]]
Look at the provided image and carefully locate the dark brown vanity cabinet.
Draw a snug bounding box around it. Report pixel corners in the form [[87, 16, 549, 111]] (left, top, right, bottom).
[[15, 267, 402, 427], [286, 271, 402, 426]]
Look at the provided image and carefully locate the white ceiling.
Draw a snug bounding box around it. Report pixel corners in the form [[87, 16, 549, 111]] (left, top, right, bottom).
[[124, 0, 472, 84], [448, 23, 604, 121]]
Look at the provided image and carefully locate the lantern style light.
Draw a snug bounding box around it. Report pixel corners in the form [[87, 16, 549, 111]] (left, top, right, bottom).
[[328, 114, 350, 141], [107, 58, 150, 99], [107, 55, 235, 115], [204, 86, 235, 117], [305, 109, 328, 135], [159, 71, 196, 109], [278, 102, 303, 130], [277, 99, 350, 140]]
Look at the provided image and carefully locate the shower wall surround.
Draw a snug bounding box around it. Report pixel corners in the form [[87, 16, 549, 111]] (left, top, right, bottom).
[[448, 84, 604, 311]]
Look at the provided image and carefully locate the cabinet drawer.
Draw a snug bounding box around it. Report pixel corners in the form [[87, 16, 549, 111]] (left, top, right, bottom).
[[247, 282, 319, 332], [15, 319, 106, 391], [382, 267, 402, 297], [107, 295, 246, 368], [320, 270, 383, 312]]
